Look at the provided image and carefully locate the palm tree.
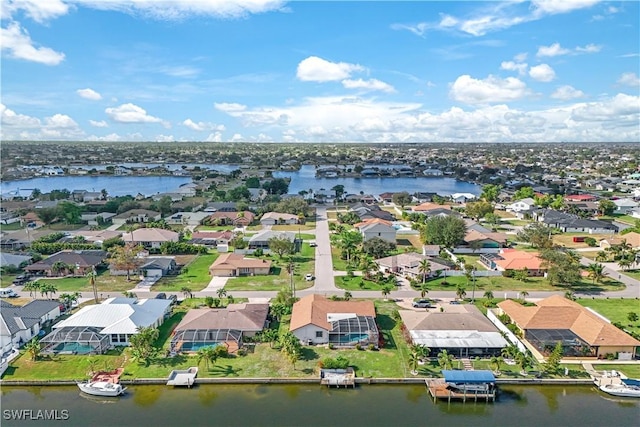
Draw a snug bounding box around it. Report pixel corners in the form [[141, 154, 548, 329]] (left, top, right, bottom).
[[216, 288, 227, 299], [455, 285, 466, 301], [490, 355, 504, 373], [197, 346, 219, 370], [227, 294, 235, 305], [410, 344, 430, 361], [262, 329, 279, 348], [520, 290, 529, 301], [360, 257, 377, 280], [343, 291, 352, 301], [24, 281, 40, 298], [618, 257, 633, 272], [419, 283, 429, 299], [437, 349, 454, 370], [51, 261, 67, 277], [381, 285, 393, 300], [181, 287, 193, 299], [87, 267, 98, 303], [587, 263, 606, 284], [595, 251, 609, 263], [564, 290, 576, 301], [418, 260, 431, 284], [515, 352, 532, 375], [408, 352, 420, 375], [25, 338, 41, 361], [483, 290, 494, 301]]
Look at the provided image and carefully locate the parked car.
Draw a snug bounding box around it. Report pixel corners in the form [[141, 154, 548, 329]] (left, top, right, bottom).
[[0, 288, 19, 298], [155, 293, 167, 299], [412, 299, 432, 308], [309, 241, 317, 247], [12, 274, 30, 286], [449, 300, 461, 305], [168, 294, 178, 305], [305, 274, 315, 281]]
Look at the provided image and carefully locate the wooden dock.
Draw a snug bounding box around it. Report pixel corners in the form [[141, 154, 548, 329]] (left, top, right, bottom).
[[320, 368, 356, 388], [167, 367, 198, 387], [425, 379, 496, 403]]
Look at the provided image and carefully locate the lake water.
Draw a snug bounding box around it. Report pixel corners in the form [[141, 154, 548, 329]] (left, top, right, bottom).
[[1, 384, 638, 427], [2, 164, 479, 199], [274, 165, 480, 196]]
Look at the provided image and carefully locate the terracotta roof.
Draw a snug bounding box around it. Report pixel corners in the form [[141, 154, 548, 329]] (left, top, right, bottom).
[[412, 203, 451, 212], [122, 228, 179, 242], [498, 295, 640, 347], [209, 253, 271, 270], [494, 249, 543, 270], [289, 294, 376, 332], [464, 229, 508, 244], [354, 218, 393, 228]]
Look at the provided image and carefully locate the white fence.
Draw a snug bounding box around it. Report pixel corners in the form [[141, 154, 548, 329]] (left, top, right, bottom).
[[486, 309, 528, 353]]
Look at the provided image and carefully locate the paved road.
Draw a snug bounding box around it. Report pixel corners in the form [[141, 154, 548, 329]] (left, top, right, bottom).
[[580, 256, 640, 298], [310, 206, 337, 292]]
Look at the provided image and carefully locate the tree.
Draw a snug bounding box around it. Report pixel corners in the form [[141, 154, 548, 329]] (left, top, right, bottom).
[[129, 326, 159, 364], [465, 201, 494, 221], [419, 283, 429, 299], [483, 213, 501, 231], [51, 261, 68, 276], [197, 345, 221, 370], [514, 186, 535, 200], [381, 284, 393, 300], [564, 290, 576, 301], [36, 208, 58, 225], [216, 288, 227, 299], [418, 260, 431, 284], [362, 237, 395, 259], [57, 201, 82, 224], [598, 199, 616, 216], [181, 286, 193, 299], [25, 338, 41, 361], [437, 349, 454, 369], [262, 178, 289, 195], [490, 355, 503, 373], [343, 291, 352, 301], [279, 332, 302, 369], [515, 352, 532, 375], [514, 268, 529, 282], [420, 216, 467, 249], [540, 249, 581, 286], [517, 223, 553, 249], [480, 184, 501, 203], [30, 188, 42, 199], [332, 230, 363, 265], [520, 290, 529, 301], [455, 285, 466, 300], [392, 191, 413, 209], [24, 281, 40, 298], [205, 296, 214, 308], [627, 312, 639, 323], [408, 352, 420, 375], [268, 236, 295, 259], [109, 244, 143, 281], [542, 342, 563, 375], [40, 282, 57, 299], [331, 185, 345, 200], [483, 290, 494, 301], [587, 263, 606, 284], [262, 329, 279, 348]]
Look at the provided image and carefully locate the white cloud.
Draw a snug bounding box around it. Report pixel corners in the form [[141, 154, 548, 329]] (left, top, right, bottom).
[[0, 21, 65, 65], [182, 118, 225, 131], [155, 134, 175, 142], [158, 65, 200, 78], [230, 133, 244, 142], [86, 133, 122, 141], [500, 61, 528, 75], [389, 22, 428, 37], [537, 42, 570, 57], [551, 85, 585, 100], [89, 120, 108, 127], [0, 104, 84, 140], [214, 102, 247, 113], [105, 103, 163, 124], [0, 103, 40, 128], [575, 43, 602, 53], [439, 14, 458, 27], [531, 0, 601, 15], [618, 72, 640, 87], [77, 88, 102, 100], [3, 0, 69, 23], [529, 64, 556, 82], [449, 75, 529, 104], [206, 132, 223, 142], [296, 56, 365, 82], [45, 114, 79, 128], [342, 78, 395, 93], [459, 14, 527, 37], [514, 52, 528, 63]]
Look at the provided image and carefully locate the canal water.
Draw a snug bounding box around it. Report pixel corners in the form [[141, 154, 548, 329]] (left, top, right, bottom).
[[1, 384, 638, 427]]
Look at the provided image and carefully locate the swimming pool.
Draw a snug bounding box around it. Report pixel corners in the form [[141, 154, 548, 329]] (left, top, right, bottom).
[[180, 342, 222, 352], [53, 342, 96, 354], [334, 334, 369, 344]]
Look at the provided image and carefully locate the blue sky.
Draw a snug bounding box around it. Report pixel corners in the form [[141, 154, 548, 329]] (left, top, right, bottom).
[[1, 0, 639, 143]]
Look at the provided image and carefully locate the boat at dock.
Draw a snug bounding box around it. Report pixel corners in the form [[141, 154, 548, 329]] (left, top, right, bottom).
[[598, 382, 640, 398], [77, 381, 127, 397]]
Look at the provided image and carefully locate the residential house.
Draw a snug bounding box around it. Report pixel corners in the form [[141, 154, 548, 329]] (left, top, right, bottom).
[[613, 198, 639, 213], [176, 183, 197, 197], [205, 202, 237, 212], [24, 250, 107, 276], [450, 193, 477, 203], [41, 297, 172, 354], [189, 231, 234, 248], [0, 237, 29, 251], [111, 209, 161, 226], [351, 203, 395, 222], [422, 245, 441, 256], [480, 249, 545, 276], [399, 305, 508, 358], [1, 300, 62, 354], [139, 257, 176, 278], [260, 212, 300, 226], [565, 194, 597, 202], [459, 229, 508, 253], [289, 294, 379, 348], [497, 295, 640, 359], [74, 229, 122, 244], [207, 211, 255, 227], [375, 252, 452, 279], [0, 252, 32, 269], [506, 198, 536, 213], [166, 212, 210, 226], [170, 303, 269, 354], [538, 210, 618, 234], [121, 228, 180, 249], [599, 232, 640, 250], [208, 253, 272, 277], [246, 230, 302, 252], [354, 218, 397, 243], [152, 193, 183, 202], [80, 212, 116, 226], [412, 202, 451, 213], [378, 192, 398, 203]]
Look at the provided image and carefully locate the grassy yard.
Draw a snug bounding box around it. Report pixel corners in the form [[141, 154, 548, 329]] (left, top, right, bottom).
[[271, 225, 316, 232], [593, 364, 640, 379], [37, 270, 135, 294], [622, 270, 640, 281], [336, 275, 393, 292], [153, 253, 219, 292], [196, 225, 236, 231], [331, 247, 349, 271], [0, 222, 23, 231], [552, 233, 612, 249], [396, 234, 422, 250], [576, 298, 640, 335]]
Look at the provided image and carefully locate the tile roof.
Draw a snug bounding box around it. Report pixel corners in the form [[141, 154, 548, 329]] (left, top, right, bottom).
[[497, 295, 640, 347], [174, 304, 269, 332], [412, 202, 451, 212], [0, 300, 60, 335], [122, 228, 179, 242], [209, 253, 272, 270], [494, 249, 543, 270], [289, 294, 376, 332]]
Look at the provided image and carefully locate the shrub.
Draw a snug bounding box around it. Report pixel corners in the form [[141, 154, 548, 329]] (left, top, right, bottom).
[[236, 348, 247, 357], [321, 355, 350, 369], [584, 237, 597, 247], [355, 343, 362, 351], [328, 343, 335, 350], [502, 270, 515, 278]]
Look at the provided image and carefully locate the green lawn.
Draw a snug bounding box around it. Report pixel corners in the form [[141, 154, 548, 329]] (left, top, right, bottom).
[[336, 275, 392, 292], [271, 224, 316, 232], [577, 298, 640, 335], [36, 270, 135, 294], [196, 225, 236, 231], [593, 364, 640, 379], [331, 247, 349, 271], [0, 222, 23, 231], [623, 270, 640, 281], [153, 253, 219, 292]]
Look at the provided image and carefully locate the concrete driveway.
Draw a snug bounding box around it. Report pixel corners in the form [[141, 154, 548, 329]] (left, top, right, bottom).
[[311, 206, 337, 292]]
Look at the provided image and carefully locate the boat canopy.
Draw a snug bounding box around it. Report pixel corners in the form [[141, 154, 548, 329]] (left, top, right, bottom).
[[442, 370, 495, 384]]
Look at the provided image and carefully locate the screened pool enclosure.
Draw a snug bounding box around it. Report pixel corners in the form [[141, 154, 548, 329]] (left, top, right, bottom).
[[41, 327, 111, 355], [170, 329, 243, 354], [328, 316, 379, 348]]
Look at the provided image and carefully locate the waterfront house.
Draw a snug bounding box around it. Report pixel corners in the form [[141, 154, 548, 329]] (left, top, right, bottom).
[[1, 300, 62, 354], [289, 294, 379, 348], [41, 297, 172, 354], [496, 295, 640, 360], [354, 218, 397, 243], [506, 198, 536, 213], [24, 250, 107, 277], [122, 228, 180, 249], [112, 209, 161, 226], [480, 249, 545, 276], [170, 303, 269, 354], [399, 305, 508, 358], [412, 202, 450, 213], [451, 193, 477, 204], [209, 253, 271, 277], [351, 203, 395, 221], [260, 212, 300, 226]]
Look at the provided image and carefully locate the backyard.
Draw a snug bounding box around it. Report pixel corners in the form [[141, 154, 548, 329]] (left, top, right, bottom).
[[576, 298, 640, 335], [153, 253, 219, 292]]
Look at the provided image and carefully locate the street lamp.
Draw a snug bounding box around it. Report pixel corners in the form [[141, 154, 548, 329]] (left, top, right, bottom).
[[471, 267, 477, 303]]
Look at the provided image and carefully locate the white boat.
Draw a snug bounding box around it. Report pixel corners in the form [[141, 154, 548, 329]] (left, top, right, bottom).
[[599, 383, 640, 398], [77, 381, 126, 397]]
